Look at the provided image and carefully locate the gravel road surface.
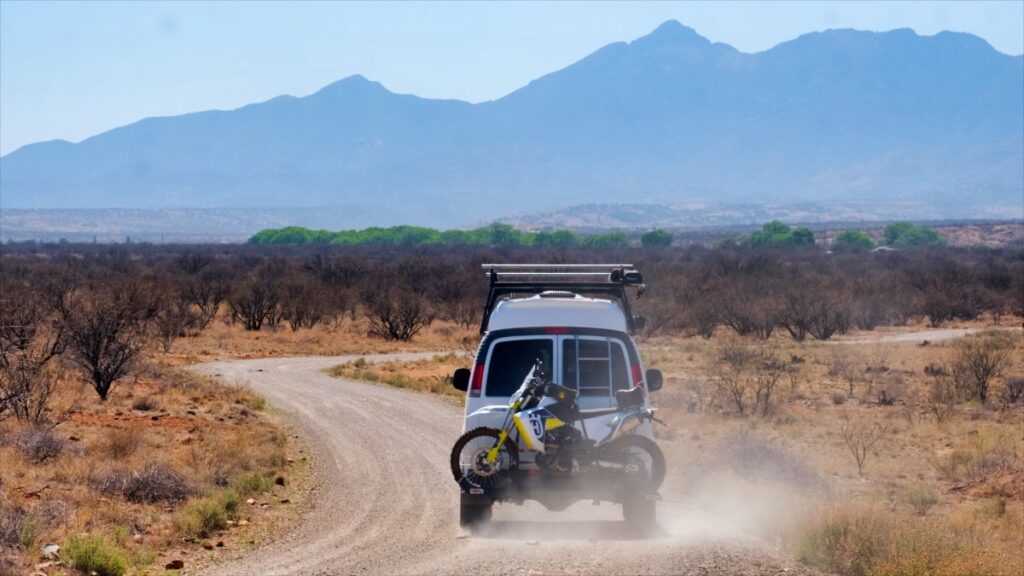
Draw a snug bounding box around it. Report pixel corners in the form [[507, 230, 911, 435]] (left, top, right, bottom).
[[193, 353, 820, 576]]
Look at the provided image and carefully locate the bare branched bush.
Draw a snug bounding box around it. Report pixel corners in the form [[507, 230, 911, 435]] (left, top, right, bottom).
[[926, 373, 958, 423], [59, 282, 152, 401], [153, 297, 197, 353], [712, 342, 784, 416], [280, 275, 332, 331], [999, 377, 1024, 407], [826, 348, 863, 398], [366, 291, 435, 341], [185, 265, 231, 329], [98, 462, 192, 503], [0, 504, 32, 549], [13, 427, 66, 463], [935, 434, 1017, 485], [0, 283, 70, 426], [104, 427, 142, 459], [950, 332, 1013, 403], [840, 413, 890, 477], [227, 269, 280, 331]]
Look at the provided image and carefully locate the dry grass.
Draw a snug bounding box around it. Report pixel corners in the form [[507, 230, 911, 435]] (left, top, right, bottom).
[[0, 363, 307, 575], [793, 501, 1020, 576], [166, 316, 477, 365], [641, 323, 1024, 575], [326, 353, 471, 399], [347, 319, 1024, 574]]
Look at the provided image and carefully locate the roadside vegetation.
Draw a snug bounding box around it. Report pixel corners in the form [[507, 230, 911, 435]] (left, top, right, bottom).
[[2, 232, 1020, 575], [326, 354, 468, 399]]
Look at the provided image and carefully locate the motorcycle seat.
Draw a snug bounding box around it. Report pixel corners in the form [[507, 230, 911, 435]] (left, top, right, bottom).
[[615, 386, 645, 410]]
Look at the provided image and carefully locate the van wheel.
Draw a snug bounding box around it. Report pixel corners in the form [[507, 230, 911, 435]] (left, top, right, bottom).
[[622, 495, 656, 529], [459, 497, 492, 529]]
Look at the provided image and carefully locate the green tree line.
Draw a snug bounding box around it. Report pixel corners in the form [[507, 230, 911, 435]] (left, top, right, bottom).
[[248, 223, 633, 248]]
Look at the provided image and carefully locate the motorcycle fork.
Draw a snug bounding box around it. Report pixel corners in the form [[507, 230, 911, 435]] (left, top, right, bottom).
[[486, 400, 520, 465]]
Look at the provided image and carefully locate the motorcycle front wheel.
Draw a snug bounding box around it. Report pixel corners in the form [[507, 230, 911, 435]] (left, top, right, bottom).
[[450, 427, 519, 489]]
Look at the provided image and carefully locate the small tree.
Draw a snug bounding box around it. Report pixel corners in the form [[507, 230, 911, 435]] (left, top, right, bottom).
[[840, 413, 889, 477], [950, 333, 1013, 403], [832, 230, 875, 251], [59, 284, 152, 401], [640, 229, 673, 249], [0, 292, 69, 425], [713, 342, 783, 416], [926, 372, 958, 424], [185, 266, 231, 329], [280, 275, 332, 331], [152, 298, 196, 353], [228, 275, 279, 331], [366, 291, 434, 341]]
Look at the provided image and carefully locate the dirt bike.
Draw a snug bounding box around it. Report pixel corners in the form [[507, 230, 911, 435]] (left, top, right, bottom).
[[450, 361, 665, 526]]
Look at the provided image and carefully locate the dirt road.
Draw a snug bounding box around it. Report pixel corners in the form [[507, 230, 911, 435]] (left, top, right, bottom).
[[193, 354, 819, 576]]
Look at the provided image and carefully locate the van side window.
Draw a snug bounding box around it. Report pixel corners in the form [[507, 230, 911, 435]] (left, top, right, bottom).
[[485, 339, 553, 397], [561, 337, 630, 397]]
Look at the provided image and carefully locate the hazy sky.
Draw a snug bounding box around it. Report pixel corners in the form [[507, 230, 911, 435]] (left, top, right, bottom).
[[2, 1, 1022, 155]]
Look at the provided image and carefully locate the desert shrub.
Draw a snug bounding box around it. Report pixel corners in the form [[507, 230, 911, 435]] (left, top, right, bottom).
[[949, 332, 1014, 403], [59, 281, 153, 401], [0, 504, 34, 549], [795, 504, 891, 576], [176, 499, 225, 538], [905, 485, 939, 516], [227, 267, 281, 331], [926, 373, 958, 423], [99, 462, 192, 503], [711, 342, 785, 416], [152, 297, 196, 353], [365, 290, 434, 341], [103, 427, 142, 460], [175, 490, 241, 538], [64, 534, 128, 576], [232, 473, 273, 497], [934, 434, 1017, 484], [130, 396, 158, 411], [219, 489, 242, 518], [998, 377, 1024, 406], [794, 503, 1004, 576], [840, 414, 890, 477], [13, 427, 65, 463]]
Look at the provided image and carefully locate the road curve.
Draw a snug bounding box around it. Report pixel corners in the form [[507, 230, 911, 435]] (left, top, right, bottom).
[[192, 353, 819, 576]]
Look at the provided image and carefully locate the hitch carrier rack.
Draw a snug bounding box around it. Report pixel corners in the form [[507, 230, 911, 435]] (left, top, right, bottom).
[[479, 264, 646, 335]]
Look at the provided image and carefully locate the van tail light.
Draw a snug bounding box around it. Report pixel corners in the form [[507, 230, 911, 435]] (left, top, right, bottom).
[[469, 363, 484, 397], [631, 363, 644, 390]]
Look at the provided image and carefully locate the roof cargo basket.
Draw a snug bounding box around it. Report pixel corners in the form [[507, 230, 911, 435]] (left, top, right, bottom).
[[479, 264, 646, 335]]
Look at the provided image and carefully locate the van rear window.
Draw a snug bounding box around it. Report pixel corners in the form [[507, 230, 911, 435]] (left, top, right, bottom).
[[485, 339, 553, 397], [562, 337, 630, 396]]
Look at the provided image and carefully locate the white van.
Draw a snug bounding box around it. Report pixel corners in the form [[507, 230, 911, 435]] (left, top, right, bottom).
[[452, 265, 663, 526]]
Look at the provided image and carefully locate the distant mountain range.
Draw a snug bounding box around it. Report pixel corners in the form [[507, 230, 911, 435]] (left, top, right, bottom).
[[2, 21, 1021, 227]]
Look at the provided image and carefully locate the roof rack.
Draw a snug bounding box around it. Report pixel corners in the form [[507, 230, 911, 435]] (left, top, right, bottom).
[[479, 264, 646, 335]]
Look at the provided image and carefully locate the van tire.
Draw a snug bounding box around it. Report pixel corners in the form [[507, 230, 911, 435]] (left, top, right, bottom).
[[607, 434, 666, 492], [622, 494, 656, 529], [459, 496, 493, 529]]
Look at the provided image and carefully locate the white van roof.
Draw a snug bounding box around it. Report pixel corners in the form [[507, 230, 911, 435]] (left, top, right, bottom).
[[486, 293, 628, 332]]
